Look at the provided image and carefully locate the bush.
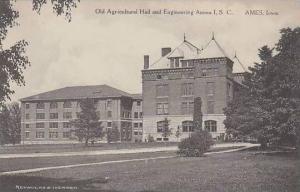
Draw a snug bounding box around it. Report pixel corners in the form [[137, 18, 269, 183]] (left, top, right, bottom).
[[147, 134, 155, 142], [177, 130, 214, 157]]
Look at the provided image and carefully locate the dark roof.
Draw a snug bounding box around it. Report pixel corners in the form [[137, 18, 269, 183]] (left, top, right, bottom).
[[20, 85, 134, 102]]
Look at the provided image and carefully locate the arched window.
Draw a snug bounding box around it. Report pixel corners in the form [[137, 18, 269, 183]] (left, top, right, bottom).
[[182, 121, 194, 132], [204, 120, 217, 132]]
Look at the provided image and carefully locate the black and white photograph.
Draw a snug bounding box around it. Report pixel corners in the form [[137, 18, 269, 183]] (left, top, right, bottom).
[[0, 0, 299, 191]]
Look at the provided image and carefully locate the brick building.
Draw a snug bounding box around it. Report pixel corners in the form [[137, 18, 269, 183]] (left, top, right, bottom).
[[142, 36, 244, 142], [20, 85, 142, 144]]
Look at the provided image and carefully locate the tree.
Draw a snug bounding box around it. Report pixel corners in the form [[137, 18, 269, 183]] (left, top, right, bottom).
[[161, 118, 172, 140], [0, 0, 79, 107], [0, 102, 21, 145], [175, 126, 181, 142], [224, 27, 300, 149], [193, 97, 203, 130], [107, 123, 120, 143], [177, 130, 214, 157], [70, 98, 104, 146]]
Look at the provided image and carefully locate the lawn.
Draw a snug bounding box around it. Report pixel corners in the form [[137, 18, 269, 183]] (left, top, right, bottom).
[[0, 150, 299, 192], [0, 142, 178, 154]]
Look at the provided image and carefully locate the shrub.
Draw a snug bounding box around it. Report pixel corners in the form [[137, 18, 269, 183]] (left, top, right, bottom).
[[147, 134, 155, 142], [177, 130, 214, 157]]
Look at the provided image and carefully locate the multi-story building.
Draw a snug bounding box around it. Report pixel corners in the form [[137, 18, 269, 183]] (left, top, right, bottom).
[[142, 36, 244, 142], [20, 85, 142, 144]]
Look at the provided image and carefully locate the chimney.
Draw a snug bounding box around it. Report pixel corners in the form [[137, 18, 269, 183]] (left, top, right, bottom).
[[144, 55, 149, 69], [161, 47, 172, 57]]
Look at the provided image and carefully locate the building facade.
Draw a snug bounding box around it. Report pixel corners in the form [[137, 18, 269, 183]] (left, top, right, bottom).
[[20, 85, 142, 144], [142, 37, 243, 142]]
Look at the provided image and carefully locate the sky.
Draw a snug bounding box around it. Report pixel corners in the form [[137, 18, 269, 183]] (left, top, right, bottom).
[[4, 0, 300, 102]]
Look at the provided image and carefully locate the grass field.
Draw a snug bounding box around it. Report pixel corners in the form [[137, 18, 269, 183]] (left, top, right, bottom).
[[0, 142, 178, 154], [0, 149, 299, 192]]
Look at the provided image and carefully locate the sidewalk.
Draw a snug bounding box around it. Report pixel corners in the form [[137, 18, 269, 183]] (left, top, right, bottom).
[[0, 143, 259, 159]]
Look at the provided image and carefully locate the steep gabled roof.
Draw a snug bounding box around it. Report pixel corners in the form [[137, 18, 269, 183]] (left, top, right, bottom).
[[195, 37, 229, 59], [20, 85, 133, 101], [149, 40, 200, 69]]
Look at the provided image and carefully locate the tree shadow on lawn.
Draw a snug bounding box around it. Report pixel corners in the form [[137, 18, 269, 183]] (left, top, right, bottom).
[[0, 175, 117, 192]]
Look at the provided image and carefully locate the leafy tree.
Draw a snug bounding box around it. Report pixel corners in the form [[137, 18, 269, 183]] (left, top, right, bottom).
[[0, 102, 21, 145], [224, 27, 300, 149], [70, 98, 104, 146], [193, 97, 203, 130], [107, 123, 120, 143], [161, 118, 172, 140], [0, 0, 79, 106]]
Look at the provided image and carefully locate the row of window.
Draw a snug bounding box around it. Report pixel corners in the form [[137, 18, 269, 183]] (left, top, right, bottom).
[[133, 112, 143, 119], [25, 111, 113, 120], [156, 100, 214, 115], [26, 101, 73, 109], [133, 122, 143, 128], [156, 82, 215, 97], [156, 120, 217, 133], [25, 122, 72, 129], [26, 131, 71, 139], [26, 100, 142, 110]]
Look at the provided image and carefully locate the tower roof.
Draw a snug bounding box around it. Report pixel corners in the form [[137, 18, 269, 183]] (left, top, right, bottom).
[[150, 40, 199, 69], [195, 37, 229, 59]]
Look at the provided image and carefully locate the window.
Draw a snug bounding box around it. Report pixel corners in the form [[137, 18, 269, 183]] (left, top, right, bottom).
[[181, 60, 187, 68], [205, 120, 217, 132], [25, 114, 30, 119], [188, 61, 194, 67], [107, 121, 112, 128], [182, 121, 194, 132], [25, 124, 30, 128], [156, 84, 168, 97], [136, 101, 141, 106], [156, 138, 162, 141], [50, 102, 58, 109], [50, 113, 58, 119], [36, 113, 45, 119], [175, 58, 180, 68], [63, 112, 72, 119], [207, 101, 214, 114], [170, 58, 175, 68], [36, 102, 45, 109], [63, 132, 71, 138], [106, 100, 112, 109], [49, 122, 58, 128], [25, 103, 30, 109], [36, 131, 44, 138], [36, 122, 45, 128], [63, 122, 71, 128], [63, 101, 72, 108], [206, 82, 215, 97], [182, 83, 193, 96], [49, 132, 58, 138], [134, 123, 139, 128], [156, 103, 168, 115], [181, 102, 194, 114], [163, 137, 169, 141], [202, 69, 207, 76], [25, 132, 30, 138], [139, 123, 143, 128], [227, 82, 231, 101], [134, 131, 138, 136], [139, 112, 143, 118], [134, 112, 139, 119], [107, 111, 112, 118]]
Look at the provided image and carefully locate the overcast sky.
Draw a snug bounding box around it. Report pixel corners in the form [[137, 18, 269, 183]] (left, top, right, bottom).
[[4, 0, 300, 102]]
